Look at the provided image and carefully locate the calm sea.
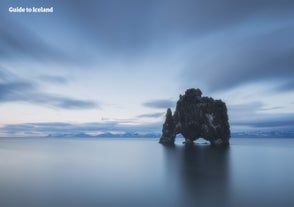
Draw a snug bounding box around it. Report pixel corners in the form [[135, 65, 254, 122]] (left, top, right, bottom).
[[0, 137, 293, 207]]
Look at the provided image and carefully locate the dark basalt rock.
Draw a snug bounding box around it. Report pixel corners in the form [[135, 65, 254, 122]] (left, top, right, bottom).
[[159, 108, 176, 145], [159, 88, 230, 145]]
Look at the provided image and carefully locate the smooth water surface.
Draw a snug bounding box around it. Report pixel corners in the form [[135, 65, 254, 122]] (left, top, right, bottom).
[[0, 138, 293, 207]]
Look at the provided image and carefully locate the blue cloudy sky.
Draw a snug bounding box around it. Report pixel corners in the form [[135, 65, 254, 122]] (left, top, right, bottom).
[[0, 0, 294, 137]]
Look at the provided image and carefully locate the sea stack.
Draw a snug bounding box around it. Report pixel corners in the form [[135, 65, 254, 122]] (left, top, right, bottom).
[[159, 88, 230, 145]]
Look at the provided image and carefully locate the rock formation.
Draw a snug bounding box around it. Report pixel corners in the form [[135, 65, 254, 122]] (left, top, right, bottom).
[[159, 88, 230, 145]]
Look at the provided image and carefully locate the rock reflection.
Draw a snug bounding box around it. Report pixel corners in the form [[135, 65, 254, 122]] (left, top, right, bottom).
[[163, 143, 230, 207]]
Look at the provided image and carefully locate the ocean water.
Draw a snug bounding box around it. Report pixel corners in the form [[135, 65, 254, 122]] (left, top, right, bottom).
[[0, 137, 293, 207]]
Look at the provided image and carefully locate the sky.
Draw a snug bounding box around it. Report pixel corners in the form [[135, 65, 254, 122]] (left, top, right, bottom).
[[0, 0, 294, 137]]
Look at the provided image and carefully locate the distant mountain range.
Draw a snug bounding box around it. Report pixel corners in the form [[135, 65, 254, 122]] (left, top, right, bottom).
[[231, 130, 294, 138], [47, 130, 294, 138], [47, 132, 162, 138]]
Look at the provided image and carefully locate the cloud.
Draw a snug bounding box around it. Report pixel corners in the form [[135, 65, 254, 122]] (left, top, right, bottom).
[[232, 114, 294, 129], [0, 0, 90, 66], [228, 102, 294, 130], [179, 9, 294, 92], [0, 68, 97, 109], [228, 102, 264, 119], [137, 112, 164, 118], [275, 80, 294, 92], [27, 94, 98, 109], [0, 82, 34, 101], [1, 0, 293, 87], [57, 0, 294, 54], [39, 75, 68, 84], [0, 17, 71, 63], [3, 0, 293, 61], [143, 99, 175, 109]]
